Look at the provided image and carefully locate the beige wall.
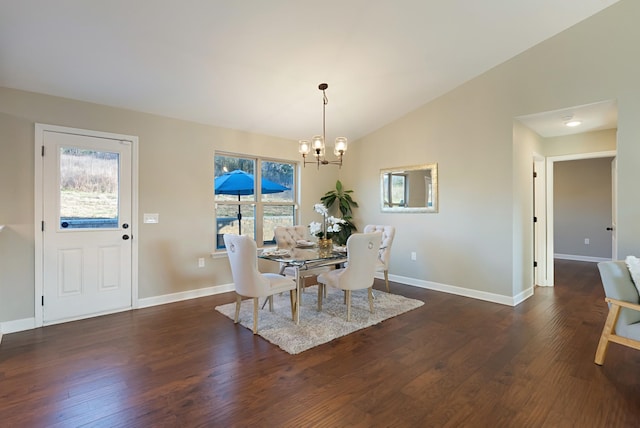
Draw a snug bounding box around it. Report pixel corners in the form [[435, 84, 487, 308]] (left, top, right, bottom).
[[541, 129, 617, 157], [0, 88, 339, 325], [342, 0, 640, 300], [3, 0, 640, 328], [0, 113, 34, 321]]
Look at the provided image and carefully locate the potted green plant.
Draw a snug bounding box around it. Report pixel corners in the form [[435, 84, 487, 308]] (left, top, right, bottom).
[[320, 180, 358, 246]]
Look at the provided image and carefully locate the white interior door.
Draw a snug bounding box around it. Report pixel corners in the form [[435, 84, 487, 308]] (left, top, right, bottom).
[[41, 129, 133, 324]]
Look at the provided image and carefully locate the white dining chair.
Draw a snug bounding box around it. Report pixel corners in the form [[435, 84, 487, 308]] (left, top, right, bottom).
[[317, 232, 382, 321], [363, 224, 396, 292], [223, 234, 296, 334], [274, 225, 329, 288]]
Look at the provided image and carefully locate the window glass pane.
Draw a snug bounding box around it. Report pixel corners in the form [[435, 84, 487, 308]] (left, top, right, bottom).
[[261, 161, 294, 202], [215, 204, 255, 249], [214, 155, 256, 202], [59, 147, 119, 229], [262, 205, 296, 244]]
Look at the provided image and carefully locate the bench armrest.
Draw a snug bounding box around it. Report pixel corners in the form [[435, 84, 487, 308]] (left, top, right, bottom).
[[605, 297, 640, 312]]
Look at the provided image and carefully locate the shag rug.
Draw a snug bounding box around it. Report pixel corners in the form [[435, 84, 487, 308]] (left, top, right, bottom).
[[214, 286, 424, 354]]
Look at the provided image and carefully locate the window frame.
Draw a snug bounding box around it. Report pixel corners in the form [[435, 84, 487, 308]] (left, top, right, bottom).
[[214, 151, 298, 250]]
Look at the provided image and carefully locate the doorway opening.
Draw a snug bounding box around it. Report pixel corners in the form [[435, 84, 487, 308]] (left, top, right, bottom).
[[517, 100, 618, 288]]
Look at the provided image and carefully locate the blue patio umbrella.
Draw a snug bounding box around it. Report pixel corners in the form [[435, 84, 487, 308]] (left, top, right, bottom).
[[214, 169, 289, 234]]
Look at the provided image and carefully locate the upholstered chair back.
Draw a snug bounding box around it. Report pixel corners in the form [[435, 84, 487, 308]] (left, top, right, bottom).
[[274, 225, 308, 250], [326, 232, 382, 290], [223, 233, 297, 334], [316, 232, 382, 321], [223, 234, 271, 298], [274, 225, 329, 281], [363, 224, 395, 269]]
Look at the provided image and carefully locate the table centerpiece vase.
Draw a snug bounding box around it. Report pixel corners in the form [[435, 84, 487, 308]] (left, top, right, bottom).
[[318, 238, 333, 258]]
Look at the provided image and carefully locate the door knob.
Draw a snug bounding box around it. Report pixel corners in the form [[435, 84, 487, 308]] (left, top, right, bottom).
[[606, 227, 613, 231], [122, 235, 130, 240]]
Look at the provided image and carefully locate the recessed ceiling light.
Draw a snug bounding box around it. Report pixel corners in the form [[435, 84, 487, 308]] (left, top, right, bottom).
[[562, 115, 581, 127]]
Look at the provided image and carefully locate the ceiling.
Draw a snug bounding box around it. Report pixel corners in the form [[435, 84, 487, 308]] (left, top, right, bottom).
[[517, 99, 618, 138], [0, 0, 620, 142]]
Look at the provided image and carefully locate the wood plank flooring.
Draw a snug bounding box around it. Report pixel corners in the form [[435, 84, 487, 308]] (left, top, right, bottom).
[[1, 259, 639, 427]]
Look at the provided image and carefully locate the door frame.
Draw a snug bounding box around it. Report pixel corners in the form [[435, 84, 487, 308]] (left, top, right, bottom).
[[611, 157, 618, 261], [543, 150, 616, 286], [533, 153, 547, 286], [34, 123, 139, 327]]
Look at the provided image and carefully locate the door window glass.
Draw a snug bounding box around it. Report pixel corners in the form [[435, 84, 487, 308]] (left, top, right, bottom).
[[59, 147, 119, 229]]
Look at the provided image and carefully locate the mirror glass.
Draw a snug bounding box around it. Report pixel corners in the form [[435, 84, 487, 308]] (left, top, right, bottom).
[[380, 163, 438, 213]]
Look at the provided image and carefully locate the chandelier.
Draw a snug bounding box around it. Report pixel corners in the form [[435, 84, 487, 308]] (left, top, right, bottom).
[[298, 83, 348, 168]]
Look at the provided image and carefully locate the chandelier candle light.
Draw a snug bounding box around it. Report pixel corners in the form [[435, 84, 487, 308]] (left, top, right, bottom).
[[299, 83, 348, 168]]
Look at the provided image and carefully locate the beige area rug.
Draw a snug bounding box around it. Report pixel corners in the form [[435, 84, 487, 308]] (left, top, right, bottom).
[[215, 285, 424, 354]]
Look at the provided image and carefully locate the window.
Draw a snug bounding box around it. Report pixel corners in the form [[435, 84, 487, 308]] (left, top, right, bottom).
[[214, 153, 296, 249]]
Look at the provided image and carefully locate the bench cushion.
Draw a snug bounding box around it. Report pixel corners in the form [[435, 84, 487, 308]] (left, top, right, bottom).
[[625, 255, 640, 297]]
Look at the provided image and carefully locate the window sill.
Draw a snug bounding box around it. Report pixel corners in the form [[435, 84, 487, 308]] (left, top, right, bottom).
[[210, 251, 227, 260], [211, 244, 276, 259]]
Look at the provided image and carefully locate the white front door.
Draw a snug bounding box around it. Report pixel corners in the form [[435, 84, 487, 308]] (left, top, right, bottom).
[[40, 128, 134, 324]]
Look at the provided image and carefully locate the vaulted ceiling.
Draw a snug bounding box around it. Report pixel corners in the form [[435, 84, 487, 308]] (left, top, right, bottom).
[[0, 0, 620, 141]]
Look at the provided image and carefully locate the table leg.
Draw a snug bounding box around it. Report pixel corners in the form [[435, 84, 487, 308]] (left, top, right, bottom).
[[295, 266, 301, 325]]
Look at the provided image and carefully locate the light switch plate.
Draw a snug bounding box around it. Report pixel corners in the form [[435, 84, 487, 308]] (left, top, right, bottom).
[[144, 213, 159, 224]]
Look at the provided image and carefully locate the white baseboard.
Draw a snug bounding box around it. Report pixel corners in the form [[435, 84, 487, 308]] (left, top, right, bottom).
[[2, 274, 534, 338], [0, 284, 235, 337], [0, 317, 36, 335], [554, 254, 611, 263], [138, 283, 234, 308], [381, 272, 532, 307], [513, 287, 535, 305]]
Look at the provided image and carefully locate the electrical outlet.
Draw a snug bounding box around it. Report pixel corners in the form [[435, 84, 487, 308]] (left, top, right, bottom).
[[411, 252, 417, 261], [198, 257, 205, 268], [584, 238, 590, 245]]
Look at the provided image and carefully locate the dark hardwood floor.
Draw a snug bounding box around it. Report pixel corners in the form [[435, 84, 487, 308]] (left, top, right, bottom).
[[2, 259, 639, 427]]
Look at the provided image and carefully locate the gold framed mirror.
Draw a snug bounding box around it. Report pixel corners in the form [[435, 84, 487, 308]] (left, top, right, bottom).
[[380, 163, 438, 213]]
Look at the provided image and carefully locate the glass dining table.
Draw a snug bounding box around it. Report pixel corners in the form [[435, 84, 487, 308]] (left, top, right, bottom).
[[258, 246, 347, 324]]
